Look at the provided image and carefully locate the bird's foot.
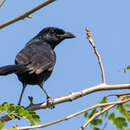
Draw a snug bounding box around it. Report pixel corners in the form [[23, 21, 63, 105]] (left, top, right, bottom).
[[47, 96, 55, 109], [28, 96, 34, 106], [17, 102, 21, 106], [17, 103, 21, 106]]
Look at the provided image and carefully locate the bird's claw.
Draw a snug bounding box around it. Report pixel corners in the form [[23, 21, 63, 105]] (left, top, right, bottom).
[[47, 96, 55, 109], [28, 96, 34, 106]]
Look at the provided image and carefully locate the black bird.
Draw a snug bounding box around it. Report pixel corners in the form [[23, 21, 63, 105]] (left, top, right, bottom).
[[0, 27, 75, 105]]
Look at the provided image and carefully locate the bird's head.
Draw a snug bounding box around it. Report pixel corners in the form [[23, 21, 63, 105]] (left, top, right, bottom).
[[37, 27, 76, 49]]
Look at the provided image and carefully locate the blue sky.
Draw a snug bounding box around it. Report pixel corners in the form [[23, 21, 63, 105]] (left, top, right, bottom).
[[0, 0, 130, 129]]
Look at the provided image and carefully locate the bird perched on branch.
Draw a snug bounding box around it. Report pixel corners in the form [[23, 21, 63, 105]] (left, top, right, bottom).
[[0, 27, 75, 106]]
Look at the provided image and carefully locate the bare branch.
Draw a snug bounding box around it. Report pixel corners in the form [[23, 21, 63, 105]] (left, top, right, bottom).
[[86, 28, 106, 83], [79, 104, 115, 130], [1, 83, 130, 122], [108, 92, 130, 98], [8, 97, 129, 130], [26, 84, 130, 111], [0, 0, 56, 29], [0, 0, 6, 7]]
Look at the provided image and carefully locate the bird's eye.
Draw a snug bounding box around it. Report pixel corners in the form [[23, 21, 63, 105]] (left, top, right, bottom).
[[50, 30, 56, 35]]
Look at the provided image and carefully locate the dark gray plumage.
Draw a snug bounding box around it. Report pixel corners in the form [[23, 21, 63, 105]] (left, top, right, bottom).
[[0, 27, 75, 105]]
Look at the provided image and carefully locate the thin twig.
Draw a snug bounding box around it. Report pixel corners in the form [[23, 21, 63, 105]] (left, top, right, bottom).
[[0, 0, 6, 7], [0, 0, 56, 29], [1, 83, 130, 122], [10, 97, 130, 130], [86, 28, 106, 83], [79, 104, 115, 130], [107, 92, 130, 98], [79, 96, 130, 130]]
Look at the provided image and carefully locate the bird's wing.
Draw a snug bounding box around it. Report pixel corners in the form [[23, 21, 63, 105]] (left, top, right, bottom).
[[15, 40, 56, 75]]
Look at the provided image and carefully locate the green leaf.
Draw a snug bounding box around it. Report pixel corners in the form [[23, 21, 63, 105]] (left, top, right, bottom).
[[100, 96, 108, 103], [127, 110, 130, 113], [15, 106, 25, 116], [21, 110, 41, 125], [29, 111, 36, 115], [113, 117, 128, 129], [84, 111, 89, 119], [19, 109, 29, 117], [31, 114, 41, 124], [0, 103, 41, 127], [90, 119, 102, 126], [7, 104, 16, 113], [89, 109, 98, 118], [124, 128, 130, 130], [24, 112, 32, 119], [16, 105, 25, 110], [117, 104, 130, 121], [122, 65, 130, 73], [108, 113, 115, 122], [2, 102, 9, 112], [0, 121, 5, 129], [105, 111, 109, 119], [99, 97, 108, 111], [92, 127, 101, 130], [8, 114, 16, 120], [0, 105, 2, 113], [124, 104, 130, 109]]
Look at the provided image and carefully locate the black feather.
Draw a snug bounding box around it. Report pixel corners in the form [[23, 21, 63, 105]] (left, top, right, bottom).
[[0, 65, 26, 75], [0, 27, 75, 105]]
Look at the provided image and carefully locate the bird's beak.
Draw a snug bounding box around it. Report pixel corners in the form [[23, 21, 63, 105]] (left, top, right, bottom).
[[57, 32, 76, 39], [63, 32, 76, 39]]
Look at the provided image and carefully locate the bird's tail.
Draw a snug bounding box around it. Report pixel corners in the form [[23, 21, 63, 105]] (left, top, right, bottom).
[[0, 64, 25, 75]]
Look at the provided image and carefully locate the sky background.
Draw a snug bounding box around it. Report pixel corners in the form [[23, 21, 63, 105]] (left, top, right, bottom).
[[0, 0, 130, 129]]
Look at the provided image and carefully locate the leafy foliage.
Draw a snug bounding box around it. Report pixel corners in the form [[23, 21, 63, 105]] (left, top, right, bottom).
[[0, 121, 5, 130], [0, 102, 41, 129], [122, 65, 130, 73], [117, 104, 130, 121], [84, 96, 130, 130]]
